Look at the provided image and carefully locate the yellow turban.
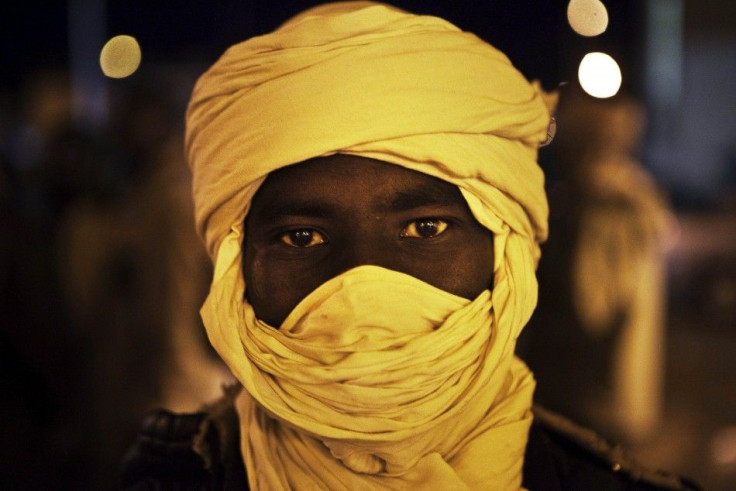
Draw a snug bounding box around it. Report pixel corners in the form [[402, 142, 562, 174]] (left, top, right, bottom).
[[186, 1, 551, 262], [186, 2, 554, 489]]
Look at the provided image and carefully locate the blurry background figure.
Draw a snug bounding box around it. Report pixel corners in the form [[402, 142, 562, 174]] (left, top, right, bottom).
[[521, 89, 678, 444], [1, 69, 231, 488], [57, 76, 232, 414], [52, 75, 232, 485], [568, 93, 678, 442], [1, 69, 89, 489]]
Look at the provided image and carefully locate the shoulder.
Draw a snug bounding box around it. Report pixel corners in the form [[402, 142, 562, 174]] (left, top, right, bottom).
[[120, 385, 246, 490], [523, 405, 701, 491], [121, 392, 699, 490]]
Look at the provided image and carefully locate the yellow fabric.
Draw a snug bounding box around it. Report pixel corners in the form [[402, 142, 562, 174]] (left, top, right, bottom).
[[186, 2, 554, 489], [186, 1, 551, 262], [203, 232, 535, 489]]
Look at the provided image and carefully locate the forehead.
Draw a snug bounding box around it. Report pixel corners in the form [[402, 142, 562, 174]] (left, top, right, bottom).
[[248, 154, 467, 217]]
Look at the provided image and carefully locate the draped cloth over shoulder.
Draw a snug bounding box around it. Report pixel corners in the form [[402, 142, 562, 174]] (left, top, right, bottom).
[[186, 2, 554, 489]]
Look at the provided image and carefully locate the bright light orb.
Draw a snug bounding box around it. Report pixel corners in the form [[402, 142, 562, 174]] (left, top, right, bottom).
[[100, 35, 141, 78], [578, 52, 622, 98], [567, 0, 609, 37]]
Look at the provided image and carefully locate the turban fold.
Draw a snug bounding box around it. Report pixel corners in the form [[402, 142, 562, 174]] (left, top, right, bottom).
[[186, 1, 552, 262]]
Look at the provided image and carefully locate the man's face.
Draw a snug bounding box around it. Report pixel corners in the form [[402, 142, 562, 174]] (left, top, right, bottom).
[[243, 154, 494, 326]]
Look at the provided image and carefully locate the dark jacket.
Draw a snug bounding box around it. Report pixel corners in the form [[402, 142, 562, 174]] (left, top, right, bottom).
[[121, 387, 699, 490]]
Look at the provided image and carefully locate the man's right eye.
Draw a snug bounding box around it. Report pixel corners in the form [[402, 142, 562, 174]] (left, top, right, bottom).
[[280, 229, 327, 248]]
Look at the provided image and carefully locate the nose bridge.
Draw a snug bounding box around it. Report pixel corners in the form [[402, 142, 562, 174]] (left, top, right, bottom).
[[333, 225, 394, 274]]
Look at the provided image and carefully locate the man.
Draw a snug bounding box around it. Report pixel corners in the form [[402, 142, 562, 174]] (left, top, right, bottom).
[[122, 2, 696, 489]]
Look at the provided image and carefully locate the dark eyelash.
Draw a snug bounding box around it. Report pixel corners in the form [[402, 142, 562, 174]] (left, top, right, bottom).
[[276, 227, 329, 247], [405, 217, 452, 227]]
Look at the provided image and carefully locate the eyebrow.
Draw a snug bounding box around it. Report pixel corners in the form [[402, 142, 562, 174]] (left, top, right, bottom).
[[380, 182, 463, 213], [253, 182, 464, 221], [254, 201, 337, 220]]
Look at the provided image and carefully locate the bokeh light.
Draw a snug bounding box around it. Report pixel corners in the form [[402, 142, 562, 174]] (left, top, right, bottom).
[[578, 52, 622, 98], [99, 35, 141, 79], [567, 0, 609, 37]]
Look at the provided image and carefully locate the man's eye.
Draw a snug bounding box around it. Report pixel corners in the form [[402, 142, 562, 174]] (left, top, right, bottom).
[[280, 229, 327, 248], [400, 219, 448, 238]]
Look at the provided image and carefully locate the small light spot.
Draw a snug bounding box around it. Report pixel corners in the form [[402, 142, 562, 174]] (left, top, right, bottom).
[[541, 117, 557, 147], [578, 52, 622, 99], [100, 35, 141, 79], [568, 0, 609, 37]]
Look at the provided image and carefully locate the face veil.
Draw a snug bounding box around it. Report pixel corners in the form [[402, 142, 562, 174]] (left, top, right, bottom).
[[186, 2, 555, 489]]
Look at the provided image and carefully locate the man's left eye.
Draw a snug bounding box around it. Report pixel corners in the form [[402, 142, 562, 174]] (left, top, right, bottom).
[[280, 229, 327, 247], [400, 219, 448, 238]]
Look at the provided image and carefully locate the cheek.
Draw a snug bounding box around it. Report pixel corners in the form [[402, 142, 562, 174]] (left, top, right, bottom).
[[397, 233, 493, 301], [243, 246, 330, 327], [244, 252, 268, 303], [445, 232, 494, 298], [243, 246, 287, 326], [471, 236, 495, 291]]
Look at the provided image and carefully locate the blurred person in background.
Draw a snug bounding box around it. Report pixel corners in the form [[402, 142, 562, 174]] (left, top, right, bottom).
[[522, 90, 678, 444], [51, 76, 231, 486], [1, 68, 229, 488], [0, 69, 90, 488]]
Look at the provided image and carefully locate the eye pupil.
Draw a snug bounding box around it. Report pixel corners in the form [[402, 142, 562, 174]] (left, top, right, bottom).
[[290, 230, 314, 247], [416, 220, 438, 237]]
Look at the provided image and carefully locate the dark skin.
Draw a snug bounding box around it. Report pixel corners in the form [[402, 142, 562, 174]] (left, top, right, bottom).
[[243, 154, 494, 327]]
